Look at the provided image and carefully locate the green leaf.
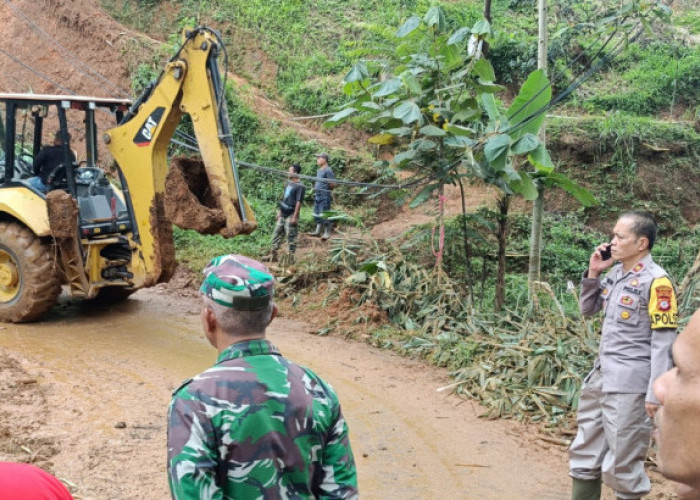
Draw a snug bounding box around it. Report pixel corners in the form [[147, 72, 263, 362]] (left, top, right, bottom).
[[402, 73, 421, 94], [373, 78, 403, 98], [344, 62, 369, 83], [473, 58, 496, 82], [409, 183, 437, 208], [423, 7, 446, 32], [471, 19, 491, 36], [413, 138, 437, 151], [439, 43, 462, 70], [386, 127, 413, 136], [484, 134, 511, 162], [475, 80, 505, 93], [511, 133, 539, 155], [396, 16, 421, 38], [510, 171, 538, 200], [489, 152, 507, 172], [393, 149, 417, 165], [444, 124, 474, 136], [368, 133, 395, 145], [447, 27, 471, 45], [326, 107, 357, 123], [361, 101, 382, 111], [445, 136, 476, 148], [546, 172, 597, 207], [506, 69, 551, 140], [527, 144, 554, 173], [358, 262, 379, 274], [452, 108, 481, 122], [393, 101, 422, 124], [419, 124, 446, 137], [481, 93, 499, 122]]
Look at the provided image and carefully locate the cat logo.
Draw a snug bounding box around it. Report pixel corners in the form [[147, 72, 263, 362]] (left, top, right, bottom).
[[133, 107, 165, 147]]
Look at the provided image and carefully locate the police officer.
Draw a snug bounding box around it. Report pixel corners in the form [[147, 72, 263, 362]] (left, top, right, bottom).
[[167, 254, 358, 499], [570, 212, 678, 499]]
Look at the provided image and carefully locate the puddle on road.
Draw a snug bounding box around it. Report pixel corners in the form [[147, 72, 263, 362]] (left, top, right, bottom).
[[0, 291, 213, 383]]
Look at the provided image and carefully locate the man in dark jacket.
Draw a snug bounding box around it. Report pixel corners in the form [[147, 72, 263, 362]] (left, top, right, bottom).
[[264, 163, 306, 263], [28, 130, 75, 193]]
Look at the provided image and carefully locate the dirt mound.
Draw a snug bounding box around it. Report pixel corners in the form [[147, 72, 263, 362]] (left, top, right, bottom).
[[164, 157, 227, 234]]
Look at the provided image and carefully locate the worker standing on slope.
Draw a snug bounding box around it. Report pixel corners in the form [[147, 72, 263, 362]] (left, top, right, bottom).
[[309, 152, 335, 240]]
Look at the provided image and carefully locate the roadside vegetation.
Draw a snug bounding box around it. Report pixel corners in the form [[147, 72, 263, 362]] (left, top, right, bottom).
[[103, 0, 700, 430]]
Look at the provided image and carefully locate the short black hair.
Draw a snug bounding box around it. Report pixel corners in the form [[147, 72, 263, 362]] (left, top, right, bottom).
[[54, 130, 71, 142], [621, 211, 657, 250], [291, 163, 302, 175]]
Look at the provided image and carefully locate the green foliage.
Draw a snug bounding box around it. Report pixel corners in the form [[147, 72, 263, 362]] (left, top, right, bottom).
[[586, 42, 700, 115]]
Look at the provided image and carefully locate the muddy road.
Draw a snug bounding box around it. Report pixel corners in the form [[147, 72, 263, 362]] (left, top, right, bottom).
[[0, 287, 574, 499]]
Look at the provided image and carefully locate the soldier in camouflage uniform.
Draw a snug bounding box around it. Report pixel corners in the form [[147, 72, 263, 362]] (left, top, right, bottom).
[[167, 254, 358, 499]]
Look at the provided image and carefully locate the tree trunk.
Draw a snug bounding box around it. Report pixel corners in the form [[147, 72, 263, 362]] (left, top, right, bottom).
[[458, 178, 473, 292], [528, 182, 544, 295], [482, 0, 492, 57], [495, 194, 510, 312], [527, 0, 548, 302], [434, 183, 445, 274]]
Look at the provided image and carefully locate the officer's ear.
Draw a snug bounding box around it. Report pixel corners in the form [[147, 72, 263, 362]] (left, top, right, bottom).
[[638, 237, 649, 251], [201, 304, 218, 344]]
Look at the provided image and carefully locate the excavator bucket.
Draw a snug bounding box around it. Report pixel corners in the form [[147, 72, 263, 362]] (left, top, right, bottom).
[[164, 157, 256, 236]]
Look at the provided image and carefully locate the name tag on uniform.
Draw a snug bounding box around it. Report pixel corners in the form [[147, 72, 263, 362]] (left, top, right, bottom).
[[623, 285, 642, 295]]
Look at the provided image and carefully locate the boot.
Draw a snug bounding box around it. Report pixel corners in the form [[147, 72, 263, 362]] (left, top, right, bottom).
[[572, 478, 601, 500], [309, 223, 322, 237], [321, 223, 331, 240]]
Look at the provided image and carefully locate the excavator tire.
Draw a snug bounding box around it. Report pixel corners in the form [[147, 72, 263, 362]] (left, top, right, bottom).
[[0, 221, 62, 323]]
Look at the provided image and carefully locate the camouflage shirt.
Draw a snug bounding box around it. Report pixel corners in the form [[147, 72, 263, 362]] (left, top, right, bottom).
[[167, 339, 358, 499]]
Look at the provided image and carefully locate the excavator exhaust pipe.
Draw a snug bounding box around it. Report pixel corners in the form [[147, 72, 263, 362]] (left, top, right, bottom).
[[164, 157, 256, 237]]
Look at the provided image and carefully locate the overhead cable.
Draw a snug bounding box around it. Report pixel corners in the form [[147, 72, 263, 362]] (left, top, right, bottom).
[[0, 45, 75, 95]]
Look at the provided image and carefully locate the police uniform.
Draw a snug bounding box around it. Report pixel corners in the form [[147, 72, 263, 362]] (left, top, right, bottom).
[[570, 253, 677, 498]]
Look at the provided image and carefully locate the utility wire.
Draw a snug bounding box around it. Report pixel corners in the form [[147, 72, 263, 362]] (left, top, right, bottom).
[[0, 45, 75, 95], [2, 0, 131, 98], [504, 25, 645, 138]]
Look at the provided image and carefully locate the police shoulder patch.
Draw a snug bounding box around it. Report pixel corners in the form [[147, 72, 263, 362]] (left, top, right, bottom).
[[649, 276, 678, 329]]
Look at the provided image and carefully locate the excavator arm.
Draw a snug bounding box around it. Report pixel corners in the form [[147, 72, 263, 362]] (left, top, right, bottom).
[[104, 27, 256, 286]]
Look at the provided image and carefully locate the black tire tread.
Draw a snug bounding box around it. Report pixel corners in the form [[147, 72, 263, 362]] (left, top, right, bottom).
[[0, 221, 61, 322]]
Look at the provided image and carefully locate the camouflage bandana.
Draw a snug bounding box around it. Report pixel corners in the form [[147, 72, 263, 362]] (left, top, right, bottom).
[[200, 254, 274, 310]]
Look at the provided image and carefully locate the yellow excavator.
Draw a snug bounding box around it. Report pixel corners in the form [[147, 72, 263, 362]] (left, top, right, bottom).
[[0, 27, 256, 322]]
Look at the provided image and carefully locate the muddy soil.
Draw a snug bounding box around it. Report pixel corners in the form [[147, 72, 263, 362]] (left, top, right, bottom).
[[0, 287, 678, 499]]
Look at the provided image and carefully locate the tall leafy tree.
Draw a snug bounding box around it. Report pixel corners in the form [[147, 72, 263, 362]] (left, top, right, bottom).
[[328, 6, 593, 308]]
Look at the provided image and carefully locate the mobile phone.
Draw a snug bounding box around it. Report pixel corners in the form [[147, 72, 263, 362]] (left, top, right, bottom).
[[600, 244, 612, 260]]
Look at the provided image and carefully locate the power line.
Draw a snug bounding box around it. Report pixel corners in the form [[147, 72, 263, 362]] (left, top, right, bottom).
[[0, 45, 75, 95]]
